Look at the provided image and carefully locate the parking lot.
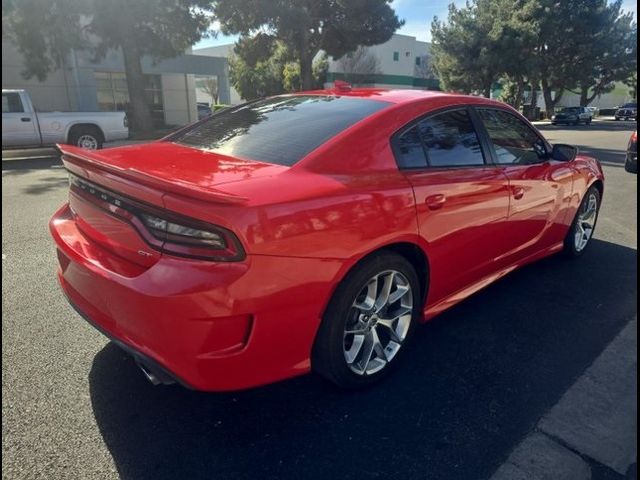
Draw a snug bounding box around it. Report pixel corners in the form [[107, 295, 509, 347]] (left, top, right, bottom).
[[2, 120, 637, 480]]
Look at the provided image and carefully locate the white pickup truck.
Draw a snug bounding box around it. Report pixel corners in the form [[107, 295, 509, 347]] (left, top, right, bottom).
[[2, 89, 129, 150]]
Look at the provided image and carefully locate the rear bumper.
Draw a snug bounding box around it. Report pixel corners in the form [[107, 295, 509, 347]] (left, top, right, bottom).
[[50, 203, 344, 391], [66, 294, 189, 387]]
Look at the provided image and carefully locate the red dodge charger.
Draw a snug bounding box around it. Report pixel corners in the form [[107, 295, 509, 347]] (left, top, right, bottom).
[[50, 87, 604, 391]]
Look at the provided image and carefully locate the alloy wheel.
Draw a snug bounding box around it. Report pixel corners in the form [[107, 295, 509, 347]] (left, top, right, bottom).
[[343, 270, 413, 376], [77, 135, 99, 150], [574, 192, 598, 252]]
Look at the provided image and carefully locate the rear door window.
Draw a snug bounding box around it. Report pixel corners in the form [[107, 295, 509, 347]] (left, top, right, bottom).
[[170, 95, 389, 166], [395, 109, 486, 168]]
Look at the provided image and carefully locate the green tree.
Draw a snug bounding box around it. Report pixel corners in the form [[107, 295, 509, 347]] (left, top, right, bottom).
[[312, 53, 329, 87], [3, 0, 212, 133], [572, 1, 637, 106], [230, 37, 327, 99], [523, 1, 596, 116], [431, 0, 637, 116], [431, 0, 518, 98], [625, 72, 638, 101], [230, 39, 292, 99], [212, 0, 403, 90]]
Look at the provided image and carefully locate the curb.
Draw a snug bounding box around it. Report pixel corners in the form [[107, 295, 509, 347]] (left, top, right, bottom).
[[491, 318, 637, 479]]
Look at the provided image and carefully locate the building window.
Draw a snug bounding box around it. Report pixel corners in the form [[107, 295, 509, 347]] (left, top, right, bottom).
[[415, 57, 421, 66], [393, 51, 399, 61], [94, 71, 164, 126], [405, 51, 411, 57]]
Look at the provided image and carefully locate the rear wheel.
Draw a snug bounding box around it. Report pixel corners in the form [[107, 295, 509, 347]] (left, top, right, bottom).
[[563, 186, 600, 257], [312, 252, 421, 388], [69, 126, 104, 150]]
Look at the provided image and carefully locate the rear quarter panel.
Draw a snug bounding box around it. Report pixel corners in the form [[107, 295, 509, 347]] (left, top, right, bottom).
[[162, 169, 419, 260]]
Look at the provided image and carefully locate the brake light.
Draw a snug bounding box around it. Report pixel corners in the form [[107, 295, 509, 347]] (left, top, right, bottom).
[[68, 173, 245, 261]]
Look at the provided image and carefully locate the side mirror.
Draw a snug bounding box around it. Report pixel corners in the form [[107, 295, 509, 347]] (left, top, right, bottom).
[[551, 143, 578, 162]]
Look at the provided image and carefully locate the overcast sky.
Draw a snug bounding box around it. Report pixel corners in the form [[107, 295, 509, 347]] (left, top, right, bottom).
[[194, 0, 638, 49]]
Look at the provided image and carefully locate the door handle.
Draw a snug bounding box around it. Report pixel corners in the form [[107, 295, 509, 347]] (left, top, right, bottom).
[[512, 186, 525, 200], [20, 117, 31, 122], [425, 194, 446, 210]]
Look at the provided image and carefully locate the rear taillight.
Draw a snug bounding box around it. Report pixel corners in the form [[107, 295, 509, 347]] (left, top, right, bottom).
[[68, 173, 245, 261]]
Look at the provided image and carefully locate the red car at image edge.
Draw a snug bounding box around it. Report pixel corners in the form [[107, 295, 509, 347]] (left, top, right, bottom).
[[50, 86, 605, 391]]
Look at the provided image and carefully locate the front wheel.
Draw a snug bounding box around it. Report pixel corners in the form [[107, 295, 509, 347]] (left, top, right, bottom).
[[563, 186, 601, 257], [312, 252, 421, 388]]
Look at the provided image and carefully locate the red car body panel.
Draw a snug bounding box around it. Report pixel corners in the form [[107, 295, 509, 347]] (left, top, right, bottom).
[[50, 89, 604, 391]]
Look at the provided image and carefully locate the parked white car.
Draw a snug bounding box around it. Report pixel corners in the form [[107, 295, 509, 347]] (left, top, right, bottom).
[[2, 89, 129, 149]]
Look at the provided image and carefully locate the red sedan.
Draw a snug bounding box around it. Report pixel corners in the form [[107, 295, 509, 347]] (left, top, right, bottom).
[[50, 87, 604, 391]]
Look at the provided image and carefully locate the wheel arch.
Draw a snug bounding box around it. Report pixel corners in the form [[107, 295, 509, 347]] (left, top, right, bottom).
[[590, 178, 604, 198], [66, 123, 105, 144], [324, 241, 431, 320]]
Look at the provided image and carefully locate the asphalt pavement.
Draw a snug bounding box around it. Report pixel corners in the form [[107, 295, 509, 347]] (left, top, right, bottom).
[[2, 119, 637, 480]]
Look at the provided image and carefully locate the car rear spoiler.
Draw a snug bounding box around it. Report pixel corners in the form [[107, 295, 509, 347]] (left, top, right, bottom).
[[56, 144, 248, 206]]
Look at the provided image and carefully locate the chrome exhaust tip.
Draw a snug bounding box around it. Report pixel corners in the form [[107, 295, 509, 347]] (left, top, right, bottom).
[[136, 361, 175, 386]]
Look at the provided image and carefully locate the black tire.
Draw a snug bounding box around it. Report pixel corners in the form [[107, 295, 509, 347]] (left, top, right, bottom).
[[312, 252, 422, 389], [625, 159, 637, 173], [563, 185, 601, 258], [68, 126, 104, 150]]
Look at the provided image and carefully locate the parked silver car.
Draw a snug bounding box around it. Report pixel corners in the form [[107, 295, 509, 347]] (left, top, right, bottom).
[[551, 106, 593, 126]]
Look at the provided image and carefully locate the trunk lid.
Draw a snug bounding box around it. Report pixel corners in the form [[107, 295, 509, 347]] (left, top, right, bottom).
[[59, 142, 283, 268], [59, 142, 288, 204]]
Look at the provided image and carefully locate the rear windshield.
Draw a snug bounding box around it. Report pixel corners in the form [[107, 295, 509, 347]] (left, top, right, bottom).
[[170, 95, 389, 166]]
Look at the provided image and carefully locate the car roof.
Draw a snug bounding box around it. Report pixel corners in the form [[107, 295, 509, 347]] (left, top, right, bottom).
[[291, 87, 503, 107]]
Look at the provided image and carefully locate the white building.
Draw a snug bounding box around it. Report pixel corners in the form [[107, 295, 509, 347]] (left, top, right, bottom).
[[193, 45, 244, 105], [326, 34, 438, 90], [195, 34, 439, 104]]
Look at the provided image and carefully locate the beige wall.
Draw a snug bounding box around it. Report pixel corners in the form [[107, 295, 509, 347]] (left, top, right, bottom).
[[2, 41, 76, 112], [161, 73, 197, 126]]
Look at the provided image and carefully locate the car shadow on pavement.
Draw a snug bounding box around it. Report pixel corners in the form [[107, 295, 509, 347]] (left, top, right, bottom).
[[1, 157, 62, 172], [19, 176, 69, 195], [88, 239, 637, 480]]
